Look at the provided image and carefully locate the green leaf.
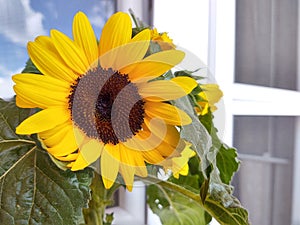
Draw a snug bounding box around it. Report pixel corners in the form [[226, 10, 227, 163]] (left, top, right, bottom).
[[174, 69, 204, 80], [22, 59, 42, 74], [146, 176, 249, 225], [199, 111, 240, 184], [146, 41, 162, 56], [147, 184, 207, 225], [204, 195, 249, 225], [0, 98, 93, 225], [216, 145, 239, 184]]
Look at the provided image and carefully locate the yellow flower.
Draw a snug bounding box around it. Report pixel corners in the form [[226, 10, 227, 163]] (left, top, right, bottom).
[[197, 84, 223, 115], [172, 144, 196, 179], [12, 12, 197, 190], [162, 143, 196, 179], [150, 28, 176, 50]]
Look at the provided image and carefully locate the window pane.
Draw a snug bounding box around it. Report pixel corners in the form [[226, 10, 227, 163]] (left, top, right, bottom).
[[233, 116, 295, 225], [235, 0, 298, 90], [0, 0, 115, 98]]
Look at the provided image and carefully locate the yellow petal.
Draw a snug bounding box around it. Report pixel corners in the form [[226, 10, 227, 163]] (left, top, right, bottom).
[[199, 84, 223, 112], [73, 12, 98, 66], [55, 153, 78, 162], [101, 144, 120, 189], [123, 129, 163, 152], [13, 84, 68, 109], [143, 117, 168, 141], [135, 165, 148, 177], [51, 29, 90, 74], [42, 123, 72, 146], [71, 139, 104, 171], [121, 50, 185, 81], [145, 102, 192, 126], [130, 28, 151, 49], [172, 144, 196, 178], [171, 76, 198, 94], [155, 140, 177, 157], [178, 164, 189, 176], [99, 12, 132, 56], [39, 121, 71, 139], [197, 101, 209, 116], [142, 117, 182, 155], [13, 73, 70, 91], [138, 77, 197, 101], [181, 145, 196, 158], [173, 164, 189, 179], [119, 143, 147, 178], [100, 29, 150, 70], [28, 37, 78, 83], [73, 126, 87, 147], [16, 107, 70, 134], [147, 121, 184, 152], [115, 29, 150, 69], [41, 124, 78, 157], [119, 164, 135, 191], [13, 74, 69, 108], [119, 144, 141, 166], [15, 94, 37, 108], [142, 149, 165, 164]]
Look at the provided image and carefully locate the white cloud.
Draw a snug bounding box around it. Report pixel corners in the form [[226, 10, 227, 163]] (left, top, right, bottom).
[[0, 65, 22, 99], [89, 5, 106, 29], [0, 0, 46, 46], [0, 76, 14, 99]]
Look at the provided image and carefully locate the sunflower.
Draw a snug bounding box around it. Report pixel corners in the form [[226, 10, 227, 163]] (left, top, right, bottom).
[[13, 11, 197, 190]]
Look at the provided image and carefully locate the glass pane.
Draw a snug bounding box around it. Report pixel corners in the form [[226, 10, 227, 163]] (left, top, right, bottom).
[[233, 116, 295, 225], [0, 0, 115, 98], [235, 0, 298, 90]]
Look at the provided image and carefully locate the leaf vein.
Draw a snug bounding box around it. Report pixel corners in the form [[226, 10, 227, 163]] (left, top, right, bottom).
[[35, 165, 75, 211], [0, 146, 36, 180], [0, 112, 18, 139], [155, 184, 184, 224], [0, 139, 35, 145], [28, 149, 37, 224]]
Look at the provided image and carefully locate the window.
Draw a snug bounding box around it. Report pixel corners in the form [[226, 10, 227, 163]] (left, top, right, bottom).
[[233, 1, 300, 224], [154, 0, 300, 224], [212, 0, 300, 224]]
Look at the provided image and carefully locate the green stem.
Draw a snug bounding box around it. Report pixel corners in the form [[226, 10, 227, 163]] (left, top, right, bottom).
[[84, 173, 121, 225], [128, 8, 140, 28]]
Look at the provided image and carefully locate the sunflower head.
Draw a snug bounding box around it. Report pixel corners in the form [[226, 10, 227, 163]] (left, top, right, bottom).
[[13, 11, 198, 190]]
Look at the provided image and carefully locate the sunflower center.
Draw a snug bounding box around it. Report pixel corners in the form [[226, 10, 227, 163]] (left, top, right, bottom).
[[69, 66, 145, 145]]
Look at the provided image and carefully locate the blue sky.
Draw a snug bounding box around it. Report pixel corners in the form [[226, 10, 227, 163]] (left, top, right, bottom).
[[0, 0, 115, 98]]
